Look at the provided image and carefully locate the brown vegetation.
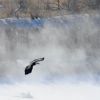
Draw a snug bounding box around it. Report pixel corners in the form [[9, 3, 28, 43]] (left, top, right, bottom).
[[0, 0, 100, 18]]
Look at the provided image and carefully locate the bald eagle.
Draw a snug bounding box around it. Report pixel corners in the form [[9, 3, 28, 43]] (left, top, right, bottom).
[[25, 57, 44, 75]]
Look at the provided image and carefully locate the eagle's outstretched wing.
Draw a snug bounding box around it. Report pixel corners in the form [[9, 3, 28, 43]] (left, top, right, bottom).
[[30, 57, 44, 64]]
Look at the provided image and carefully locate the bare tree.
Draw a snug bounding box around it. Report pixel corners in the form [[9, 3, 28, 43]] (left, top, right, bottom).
[[57, 0, 60, 9], [14, 0, 28, 18], [87, 0, 100, 9]]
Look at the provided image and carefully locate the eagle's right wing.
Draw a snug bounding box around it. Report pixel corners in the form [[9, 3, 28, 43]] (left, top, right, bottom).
[[30, 57, 44, 64]]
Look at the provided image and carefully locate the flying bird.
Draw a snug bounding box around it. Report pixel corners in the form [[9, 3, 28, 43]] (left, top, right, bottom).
[[25, 57, 44, 75]]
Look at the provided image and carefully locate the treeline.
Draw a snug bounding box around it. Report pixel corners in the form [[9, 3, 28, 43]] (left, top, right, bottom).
[[0, 0, 100, 18]]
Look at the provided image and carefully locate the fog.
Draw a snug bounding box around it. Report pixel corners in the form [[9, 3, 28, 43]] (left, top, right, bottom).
[[0, 14, 100, 83]]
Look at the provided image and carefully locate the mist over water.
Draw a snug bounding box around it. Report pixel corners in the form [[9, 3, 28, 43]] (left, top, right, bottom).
[[0, 14, 100, 83]]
